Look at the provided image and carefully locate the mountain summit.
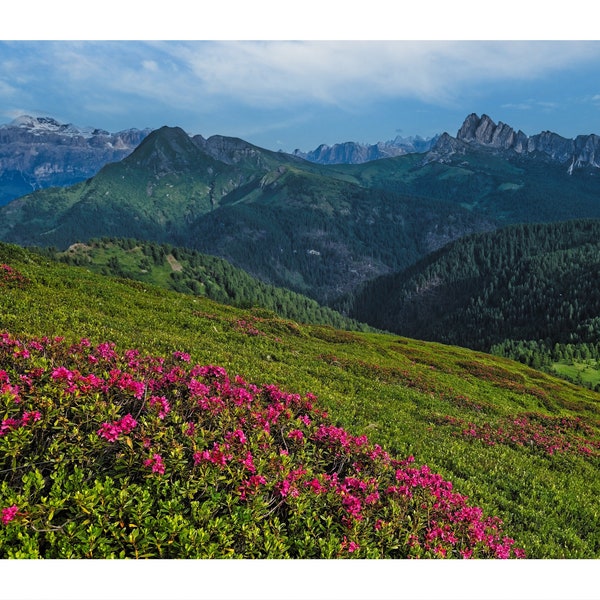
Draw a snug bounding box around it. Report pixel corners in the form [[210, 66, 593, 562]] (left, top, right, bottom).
[[428, 113, 600, 172], [0, 115, 151, 205]]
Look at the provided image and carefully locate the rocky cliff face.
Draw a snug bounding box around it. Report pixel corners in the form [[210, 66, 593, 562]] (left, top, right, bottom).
[[293, 135, 439, 165], [0, 116, 150, 205], [429, 113, 600, 172]]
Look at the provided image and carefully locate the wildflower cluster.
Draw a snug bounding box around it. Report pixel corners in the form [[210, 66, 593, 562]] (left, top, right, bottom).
[[0, 264, 29, 288], [0, 330, 525, 558], [234, 318, 266, 337], [97, 414, 138, 442], [441, 413, 600, 458]]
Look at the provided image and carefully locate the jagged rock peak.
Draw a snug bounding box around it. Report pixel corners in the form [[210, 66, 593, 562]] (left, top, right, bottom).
[[432, 113, 600, 172], [293, 135, 439, 165], [457, 114, 517, 148]]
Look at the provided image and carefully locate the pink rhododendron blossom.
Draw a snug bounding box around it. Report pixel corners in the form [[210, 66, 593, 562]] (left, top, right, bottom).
[[241, 451, 256, 473], [341, 537, 360, 553], [148, 395, 170, 419], [194, 443, 233, 467], [0, 418, 20, 436], [1, 505, 19, 525], [97, 414, 137, 442], [21, 411, 42, 425], [144, 453, 165, 475], [117, 414, 137, 434], [172, 351, 191, 362], [225, 429, 247, 444], [97, 422, 121, 443]]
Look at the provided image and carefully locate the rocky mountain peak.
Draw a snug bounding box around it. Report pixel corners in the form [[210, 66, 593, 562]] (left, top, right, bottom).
[[293, 134, 438, 165], [0, 115, 150, 205], [431, 113, 600, 172]]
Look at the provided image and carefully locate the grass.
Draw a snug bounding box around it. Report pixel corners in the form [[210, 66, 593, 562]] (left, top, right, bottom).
[[552, 360, 600, 389], [1, 241, 600, 558]]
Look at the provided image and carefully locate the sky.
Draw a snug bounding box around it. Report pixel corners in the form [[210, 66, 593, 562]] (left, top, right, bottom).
[[1, 4, 600, 154]]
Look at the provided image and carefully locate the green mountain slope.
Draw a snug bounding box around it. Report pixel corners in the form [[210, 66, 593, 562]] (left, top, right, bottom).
[[39, 237, 370, 332], [0, 127, 496, 304], [328, 146, 600, 224], [347, 219, 600, 363], [1, 242, 599, 558]]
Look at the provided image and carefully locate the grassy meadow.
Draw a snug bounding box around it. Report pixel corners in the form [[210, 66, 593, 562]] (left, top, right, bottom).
[[1, 241, 599, 559]]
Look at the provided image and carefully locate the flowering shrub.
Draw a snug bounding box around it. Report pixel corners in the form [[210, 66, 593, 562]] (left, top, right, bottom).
[[0, 264, 29, 288], [0, 331, 525, 558], [440, 413, 600, 458]]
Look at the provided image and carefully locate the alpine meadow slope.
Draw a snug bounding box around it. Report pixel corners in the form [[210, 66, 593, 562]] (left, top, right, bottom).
[[1, 243, 599, 558]]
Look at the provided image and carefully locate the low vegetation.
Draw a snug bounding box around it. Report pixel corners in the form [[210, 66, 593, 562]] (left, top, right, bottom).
[[1, 242, 599, 558]]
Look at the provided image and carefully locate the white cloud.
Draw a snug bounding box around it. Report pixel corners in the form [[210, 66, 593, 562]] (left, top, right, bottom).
[[4, 40, 600, 133], [20, 41, 600, 112], [149, 41, 600, 110]]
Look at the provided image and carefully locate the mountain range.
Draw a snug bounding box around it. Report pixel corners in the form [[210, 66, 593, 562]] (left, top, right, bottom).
[[426, 113, 600, 172], [2, 112, 600, 310], [0, 115, 150, 205], [293, 134, 439, 164], [0, 123, 492, 303]]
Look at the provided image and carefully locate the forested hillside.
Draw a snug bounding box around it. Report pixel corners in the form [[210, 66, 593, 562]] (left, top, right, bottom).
[[36, 238, 370, 332], [346, 219, 600, 367], [0, 127, 491, 305], [3, 125, 600, 308]]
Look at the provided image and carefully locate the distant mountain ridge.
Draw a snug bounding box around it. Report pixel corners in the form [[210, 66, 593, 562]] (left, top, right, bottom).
[[426, 113, 600, 172], [0, 125, 491, 304], [3, 115, 600, 308], [0, 115, 151, 205], [293, 135, 439, 164]]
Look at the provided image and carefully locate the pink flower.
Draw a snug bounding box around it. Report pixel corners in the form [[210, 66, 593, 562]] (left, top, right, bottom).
[[51, 366, 74, 382], [1, 505, 18, 525], [241, 452, 256, 473], [194, 443, 233, 468], [287, 429, 304, 441], [21, 411, 42, 425], [298, 415, 312, 427], [117, 414, 137, 434], [144, 453, 165, 475], [341, 537, 359, 553], [225, 429, 247, 444], [305, 478, 327, 494], [0, 418, 20, 436], [148, 395, 170, 419], [97, 422, 121, 442], [172, 351, 191, 362]]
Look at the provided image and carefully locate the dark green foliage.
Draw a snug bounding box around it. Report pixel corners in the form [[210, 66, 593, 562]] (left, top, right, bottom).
[[347, 219, 600, 351]]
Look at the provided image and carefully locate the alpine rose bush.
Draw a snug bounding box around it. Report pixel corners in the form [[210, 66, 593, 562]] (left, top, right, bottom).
[[0, 330, 525, 559]]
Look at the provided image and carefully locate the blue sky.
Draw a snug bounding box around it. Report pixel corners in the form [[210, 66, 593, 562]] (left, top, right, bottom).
[[2, 1, 600, 155]]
